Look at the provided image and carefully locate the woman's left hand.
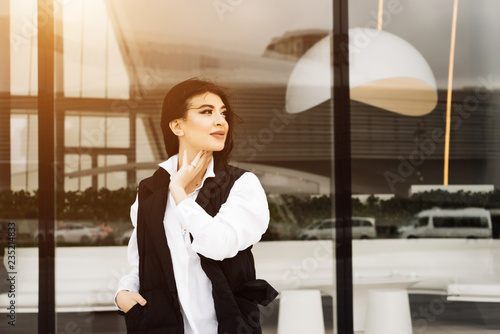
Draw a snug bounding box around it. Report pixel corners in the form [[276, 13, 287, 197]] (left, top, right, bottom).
[[169, 150, 211, 204]]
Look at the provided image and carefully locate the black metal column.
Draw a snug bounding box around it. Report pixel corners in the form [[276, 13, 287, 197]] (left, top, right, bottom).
[[333, 0, 353, 333], [127, 109, 137, 188], [37, 0, 56, 333]]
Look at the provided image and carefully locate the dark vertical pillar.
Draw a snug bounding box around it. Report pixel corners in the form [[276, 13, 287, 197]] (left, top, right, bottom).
[[37, 0, 56, 333], [92, 154, 98, 190], [127, 109, 136, 188], [0, 1, 11, 191], [333, 0, 353, 333]]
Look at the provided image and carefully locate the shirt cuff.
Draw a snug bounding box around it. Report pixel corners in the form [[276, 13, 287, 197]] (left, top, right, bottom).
[[174, 197, 208, 234], [115, 270, 140, 310], [114, 291, 126, 311]]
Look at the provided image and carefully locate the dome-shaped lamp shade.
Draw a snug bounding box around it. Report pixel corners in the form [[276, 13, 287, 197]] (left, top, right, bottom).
[[285, 35, 332, 114], [285, 29, 437, 116], [349, 27, 437, 116]]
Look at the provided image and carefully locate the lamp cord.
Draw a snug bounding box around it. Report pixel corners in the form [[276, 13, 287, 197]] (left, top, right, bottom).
[[377, 0, 384, 31], [444, 0, 459, 186]]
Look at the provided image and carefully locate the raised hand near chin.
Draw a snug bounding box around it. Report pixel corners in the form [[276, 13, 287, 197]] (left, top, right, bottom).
[[169, 150, 212, 204]]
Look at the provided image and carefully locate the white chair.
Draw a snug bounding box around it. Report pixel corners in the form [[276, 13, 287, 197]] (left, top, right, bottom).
[[364, 289, 413, 334], [277, 289, 325, 334]]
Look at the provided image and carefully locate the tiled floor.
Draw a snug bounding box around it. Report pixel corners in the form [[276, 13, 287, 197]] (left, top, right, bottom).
[[263, 327, 500, 334], [1, 294, 499, 333], [263, 326, 500, 334], [261, 294, 500, 333]]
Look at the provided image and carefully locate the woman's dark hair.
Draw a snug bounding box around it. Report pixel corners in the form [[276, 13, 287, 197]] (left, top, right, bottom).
[[160, 78, 238, 165]]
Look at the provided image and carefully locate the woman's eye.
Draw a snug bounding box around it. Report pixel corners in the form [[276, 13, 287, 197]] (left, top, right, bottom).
[[201, 109, 213, 114]]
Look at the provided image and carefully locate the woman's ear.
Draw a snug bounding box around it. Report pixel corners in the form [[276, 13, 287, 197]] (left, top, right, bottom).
[[169, 119, 184, 137]]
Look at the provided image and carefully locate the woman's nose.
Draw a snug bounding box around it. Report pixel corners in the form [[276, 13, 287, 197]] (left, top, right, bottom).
[[214, 112, 227, 126]]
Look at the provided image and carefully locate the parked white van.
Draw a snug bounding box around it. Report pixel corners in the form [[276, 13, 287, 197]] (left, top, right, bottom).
[[299, 217, 377, 240], [399, 208, 492, 239]]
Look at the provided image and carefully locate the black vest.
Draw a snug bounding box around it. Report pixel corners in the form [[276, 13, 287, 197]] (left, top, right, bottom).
[[122, 159, 278, 334]]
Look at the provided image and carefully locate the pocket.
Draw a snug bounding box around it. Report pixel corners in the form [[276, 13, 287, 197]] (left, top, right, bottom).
[[124, 302, 144, 331], [125, 302, 141, 316], [141, 288, 182, 328]]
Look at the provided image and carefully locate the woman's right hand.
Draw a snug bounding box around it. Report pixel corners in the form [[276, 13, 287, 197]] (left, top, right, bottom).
[[116, 290, 147, 313]]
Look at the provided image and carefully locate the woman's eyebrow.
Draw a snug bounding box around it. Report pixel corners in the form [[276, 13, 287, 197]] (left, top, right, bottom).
[[190, 104, 213, 109], [189, 104, 226, 109]]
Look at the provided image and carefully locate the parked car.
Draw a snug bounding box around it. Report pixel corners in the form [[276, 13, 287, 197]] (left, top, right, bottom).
[[55, 222, 102, 245], [96, 224, 115, 245], [31, 221, 115, 245], [119, 228, 133, 245], [299, 217, 377, 240], [398, 207, 492, 239]]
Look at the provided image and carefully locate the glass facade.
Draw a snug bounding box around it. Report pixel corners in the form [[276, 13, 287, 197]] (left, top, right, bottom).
[[348, 1, 500, 333], [1, 0, 500, 333]]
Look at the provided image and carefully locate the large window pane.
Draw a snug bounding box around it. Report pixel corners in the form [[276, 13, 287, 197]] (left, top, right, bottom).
[[4, 0, 498, 333], [51, 0, 336, 333], [350, 1, 500, 332], [0, 1, 39, 332]]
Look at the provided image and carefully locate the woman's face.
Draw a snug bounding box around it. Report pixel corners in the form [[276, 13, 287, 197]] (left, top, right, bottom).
[[176, 92, 229, 153]]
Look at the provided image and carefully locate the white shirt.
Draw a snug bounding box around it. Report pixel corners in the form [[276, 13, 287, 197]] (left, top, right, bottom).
[[116, 154, 270, 334]]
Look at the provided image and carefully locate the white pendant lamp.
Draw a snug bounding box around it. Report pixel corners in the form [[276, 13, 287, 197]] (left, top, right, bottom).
[[285, 28, 438, 116], [285, 35, 332, 115], [350, 27, 437, 116]]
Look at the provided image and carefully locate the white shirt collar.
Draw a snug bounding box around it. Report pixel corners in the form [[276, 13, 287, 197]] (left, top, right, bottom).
[[158, 153, 216, 189]]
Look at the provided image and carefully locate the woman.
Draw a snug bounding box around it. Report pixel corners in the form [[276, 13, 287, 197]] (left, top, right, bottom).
[[115, 78, 278, 334]]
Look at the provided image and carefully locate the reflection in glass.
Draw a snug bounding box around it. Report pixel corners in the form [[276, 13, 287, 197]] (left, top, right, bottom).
[[350, 0, 500, 332], [10, 0, 38, 95], [1, 1, 40, 328], [11, 113, 38, 192], [97, 154, 127, 190], [62, 0, 129, 98], [4, 0, 338, 332]]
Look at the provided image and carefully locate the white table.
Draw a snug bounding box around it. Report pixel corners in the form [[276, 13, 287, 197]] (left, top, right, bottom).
[[352, 276, 420, 332]]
